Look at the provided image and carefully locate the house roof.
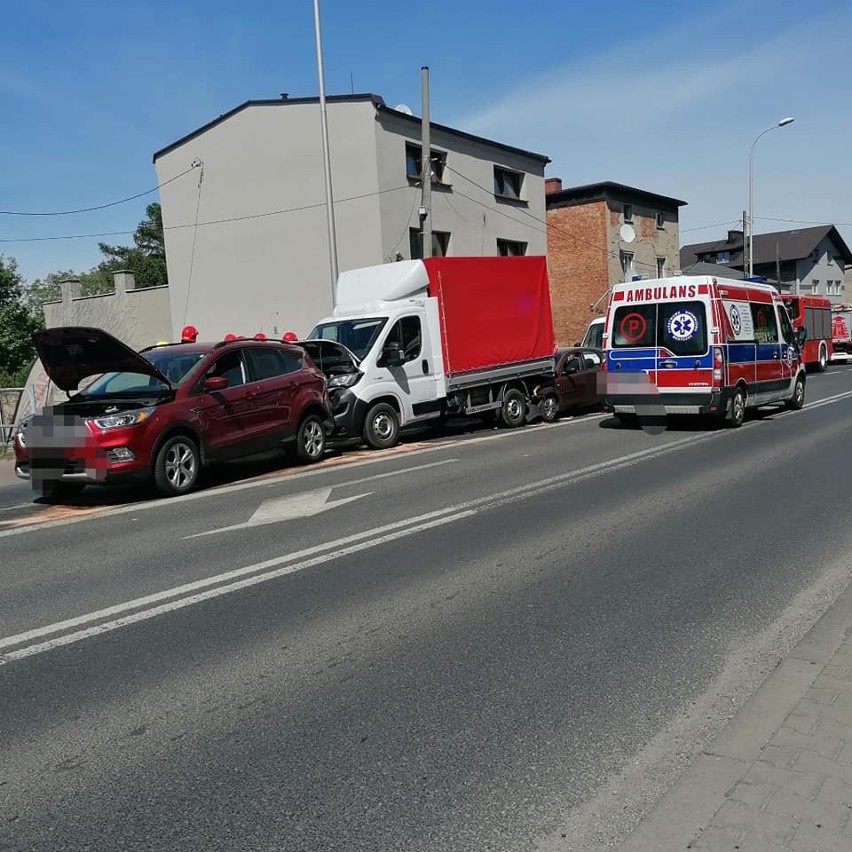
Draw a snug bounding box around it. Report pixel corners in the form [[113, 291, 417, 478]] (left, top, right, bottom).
[[152, 93, 551, 165], [546, 180, 687, 211], [681, 261, 745, 280], [680, 224, 852, 269]]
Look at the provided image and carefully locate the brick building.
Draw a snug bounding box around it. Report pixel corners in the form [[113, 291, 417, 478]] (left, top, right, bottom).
[[546, 180, 686, 345]]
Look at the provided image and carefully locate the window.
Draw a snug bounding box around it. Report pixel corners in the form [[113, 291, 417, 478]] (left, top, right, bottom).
[[813, 279, 820, 294], [246, 347, 300, 381], [612, 302, 708, 356], [750, 304, 778, 344], [206, 350, 246, 387], [778, 306, 795, 345], [562, 354, 583, 374], [409, 228, 450, 259], [385, 316, 422, 362], [497, 238, 528, 256], [656, 257, 666, 278], [405, 142, 446, 183], [612, 304, 655, 348], [620, 251, 634, 276], [493, 167, 523, 200], [308, 318, 387, 361], [655, 211, 665, 229], [582, 351, 602, 369], [623, 203, 634, 223], [716, 250, 730, 264]]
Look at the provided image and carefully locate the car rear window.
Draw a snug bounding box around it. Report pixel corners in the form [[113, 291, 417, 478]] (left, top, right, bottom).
[[612, 301, 708, 355]]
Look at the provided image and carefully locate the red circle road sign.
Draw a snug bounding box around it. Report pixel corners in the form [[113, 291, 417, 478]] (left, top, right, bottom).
[[619, 312, 648, 343]]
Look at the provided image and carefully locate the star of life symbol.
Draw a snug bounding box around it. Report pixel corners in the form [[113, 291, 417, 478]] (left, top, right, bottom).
[[729, 304, 742, 335], [786, 346, 794, 367], [667, 310, 698, 341]]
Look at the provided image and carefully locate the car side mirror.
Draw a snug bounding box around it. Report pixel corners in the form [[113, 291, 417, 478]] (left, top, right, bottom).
[[381, 341, 404, 368], [564, 361, 580, 375], [204, 376, 228, 392], [796, 327, 807, 346]]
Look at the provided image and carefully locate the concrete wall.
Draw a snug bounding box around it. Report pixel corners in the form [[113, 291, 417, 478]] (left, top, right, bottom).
[[546, 202, 609, 346], [155, 99, 383, 340], [42, 272, 172, 349], [606, 199, 681, 285], [792, 236, 848, 304], [374, 111, 547, 261]]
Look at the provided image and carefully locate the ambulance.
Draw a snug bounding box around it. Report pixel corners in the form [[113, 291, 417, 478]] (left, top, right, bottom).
[[601, 276, 807, 427]]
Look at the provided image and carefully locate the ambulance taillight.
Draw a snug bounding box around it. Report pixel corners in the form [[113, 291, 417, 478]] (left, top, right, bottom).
[[713, 347, 724, 382]]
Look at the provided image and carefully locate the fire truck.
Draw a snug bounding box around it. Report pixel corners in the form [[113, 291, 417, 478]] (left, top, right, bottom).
[[780, 294, 832, 371]]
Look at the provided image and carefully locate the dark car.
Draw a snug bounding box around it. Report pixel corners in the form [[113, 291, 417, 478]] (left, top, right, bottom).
[[532, 347, 604, 422], [13, 327, 333, 500]]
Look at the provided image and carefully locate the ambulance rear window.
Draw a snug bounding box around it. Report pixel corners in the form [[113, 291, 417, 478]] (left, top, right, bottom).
[[612, 301, 707, 355]]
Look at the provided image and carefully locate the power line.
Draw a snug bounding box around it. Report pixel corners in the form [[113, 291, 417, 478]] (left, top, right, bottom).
[[756, 216, 847, 227], [680, 218, 743, 234], [0, 184, 413, 244], [0, 165, 199, 217]]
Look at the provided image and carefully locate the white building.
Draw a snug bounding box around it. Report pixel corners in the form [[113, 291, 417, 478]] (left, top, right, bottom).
[[153, 94, 550, 340]]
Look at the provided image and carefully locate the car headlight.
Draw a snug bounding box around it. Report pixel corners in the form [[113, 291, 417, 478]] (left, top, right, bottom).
[[328, 372, 362, 389], [91, 408, 154, 430]]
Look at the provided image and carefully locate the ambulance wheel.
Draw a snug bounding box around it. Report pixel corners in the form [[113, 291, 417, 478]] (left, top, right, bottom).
[[363, 403, 399, 449], [786, 375, 806, 411], [39, 481, 86, 503], [728, 387, 746, 428], [613, 413, 639, 428], [817, 345, 828, 372], [499, 388, 527, 428]]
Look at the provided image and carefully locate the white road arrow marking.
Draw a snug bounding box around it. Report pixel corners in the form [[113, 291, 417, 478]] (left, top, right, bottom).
[[190, 487, 371, 537]]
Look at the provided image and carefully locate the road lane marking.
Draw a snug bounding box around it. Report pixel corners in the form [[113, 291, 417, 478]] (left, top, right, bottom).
[[0, 428, 743, 662]]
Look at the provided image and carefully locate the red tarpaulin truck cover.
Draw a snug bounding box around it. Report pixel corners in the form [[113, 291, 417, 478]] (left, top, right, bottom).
[[423, 256, 556, 375]]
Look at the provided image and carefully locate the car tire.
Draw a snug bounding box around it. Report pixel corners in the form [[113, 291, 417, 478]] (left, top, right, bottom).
[[613, 413, 638, 428], [363, 403, 400, 450], [786, 375, 806, 410], [729, 386, 746, 428], [39, 481, 86, 504], [540, 394, 560, 423], [154, 435, 201, 496], [817, 345, 828, 372], [295, 414, 326, 464], [500, 388, 527, 428]]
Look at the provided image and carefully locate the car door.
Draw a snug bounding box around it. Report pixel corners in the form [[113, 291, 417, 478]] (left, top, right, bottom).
[[750, 301, 782, 403], [579, 349, 603, 406], [776, 301, 798, 393], [556, 349, 587, 410], [243, 346, 299, 449], [376, 314, 438, 421], [192, 348, 253, 458]]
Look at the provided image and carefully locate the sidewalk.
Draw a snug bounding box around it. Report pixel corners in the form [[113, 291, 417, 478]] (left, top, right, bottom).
[[618, 581, 852, 852]]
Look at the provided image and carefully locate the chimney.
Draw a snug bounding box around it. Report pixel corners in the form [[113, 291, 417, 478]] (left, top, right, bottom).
[[112, 270, 136, 294], [280, 93, 289, 100], [727, 229, 743, 244], [545, 177, 563, 195]]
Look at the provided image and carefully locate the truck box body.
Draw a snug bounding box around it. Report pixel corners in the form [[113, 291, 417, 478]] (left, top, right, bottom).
[[831, 307, 852, 355], [422, 256, 556, 377]]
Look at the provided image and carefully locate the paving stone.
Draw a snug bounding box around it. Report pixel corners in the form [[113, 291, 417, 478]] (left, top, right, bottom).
[[805, 687, 840, 706], [758, 744, 800, 770], [786, 825, 852, 852], [812, 717, 852, 741], [785, 713, 819, 735], [765, 789, 850, 831], [771, 727, 845, 759], [813, 674, 852, 695], [689, 824, 745, 849], [743, 762, 823, 798], [816, 775, 852, 808], [712, 801, 796, 843], [796, 752, 852, 784], [797, 699, 852, 727], [725, 781, 775, 810]]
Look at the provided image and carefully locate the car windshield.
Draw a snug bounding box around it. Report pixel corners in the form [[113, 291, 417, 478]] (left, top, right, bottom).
[[307, 318, 388, 361], [79, 351, 205, 396]]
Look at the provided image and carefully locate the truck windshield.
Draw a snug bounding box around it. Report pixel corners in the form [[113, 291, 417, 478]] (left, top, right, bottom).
[[611, 301, 708, 355], [308, 318, 388, 361]]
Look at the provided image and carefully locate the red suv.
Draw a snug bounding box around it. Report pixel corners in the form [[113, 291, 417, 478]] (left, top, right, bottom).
[[13, 327, 333, 500]]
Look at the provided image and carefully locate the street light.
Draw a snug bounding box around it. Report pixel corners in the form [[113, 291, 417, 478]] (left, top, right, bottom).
[[312, 0, 339, 304], [748, 116, 794, 277]]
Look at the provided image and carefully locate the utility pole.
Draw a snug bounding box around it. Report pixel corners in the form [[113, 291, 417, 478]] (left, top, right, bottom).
[[776, 242, 781, 290], [742, 210, 748, 278], [420, 65, 432, 259], [312, 0, 339, 302]]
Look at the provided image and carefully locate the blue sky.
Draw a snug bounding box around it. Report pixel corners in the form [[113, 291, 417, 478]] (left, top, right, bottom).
[[1, 0, 849, 283]]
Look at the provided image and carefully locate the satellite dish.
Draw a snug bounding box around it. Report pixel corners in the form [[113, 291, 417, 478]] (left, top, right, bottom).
[[619, 223, 636, 243], [395, 104, 414, 115]]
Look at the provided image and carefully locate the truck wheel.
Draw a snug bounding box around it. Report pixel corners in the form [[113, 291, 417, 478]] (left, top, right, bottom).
[[500, 388, 527, 428], [363, 403, 399, 449], [540, 394, 560, 423], [729, 386, 746, 427], [295, 414, 326, 464], [817, 345, 828, 372], [154, 435, 200, 496], [786, 375, 806, 410]]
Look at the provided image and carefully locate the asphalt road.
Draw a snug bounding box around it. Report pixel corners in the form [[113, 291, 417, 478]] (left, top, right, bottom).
[[3, 367, 852, 851]]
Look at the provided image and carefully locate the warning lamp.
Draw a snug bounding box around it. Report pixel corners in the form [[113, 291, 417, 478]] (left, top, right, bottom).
[[254, 332, 267, 341]]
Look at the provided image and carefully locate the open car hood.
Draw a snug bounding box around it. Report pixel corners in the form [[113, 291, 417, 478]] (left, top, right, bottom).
[[300, 339, 361, 373], [32, 326, 172, 392]]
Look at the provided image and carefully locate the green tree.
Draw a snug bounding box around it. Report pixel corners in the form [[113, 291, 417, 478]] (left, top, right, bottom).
[[24, 268, 78, 323], [0, 255, 38, 386]]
